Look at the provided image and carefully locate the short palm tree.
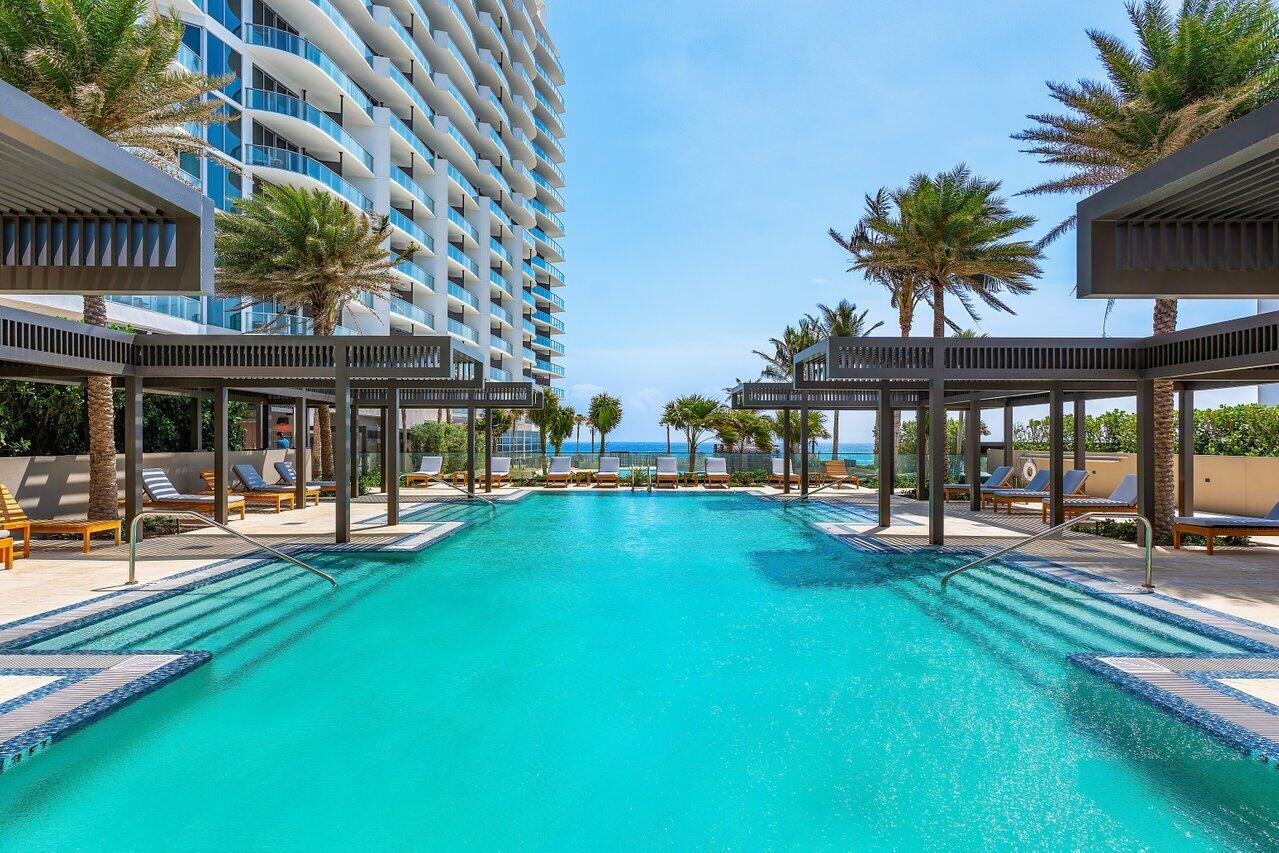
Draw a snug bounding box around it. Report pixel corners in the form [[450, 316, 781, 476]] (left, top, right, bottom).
[[0, 0, 228, 521], [528, 388, 560, 461], [587, 393, 622, 455], [855, 165, 1043, 337], [666, 394, 724, 473], [574, 413, 587, 453], [810, 300, 883, 458], [753, 318, 821, 382], [768, 410, 829, 456], [1014, 0, 1279, 538], [478, 408, 515, 455], [548, 405, 576, 454], [714, 410, 774, 454], [215, 184, 412, 479]]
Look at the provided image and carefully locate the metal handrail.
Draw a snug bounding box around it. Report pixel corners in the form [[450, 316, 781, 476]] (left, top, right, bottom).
[[127, 509, 337, 587], [430, 474, 497, 513], [941, 512, 1154, 590]]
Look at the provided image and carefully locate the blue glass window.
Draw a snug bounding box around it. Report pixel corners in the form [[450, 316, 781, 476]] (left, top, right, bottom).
[[208, 0, 241, 36], [207, 35, 242, 102], [207, 160, 242, 212]]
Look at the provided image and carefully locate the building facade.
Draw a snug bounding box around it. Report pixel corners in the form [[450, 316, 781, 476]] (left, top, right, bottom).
[[1, 0, 567, 401]]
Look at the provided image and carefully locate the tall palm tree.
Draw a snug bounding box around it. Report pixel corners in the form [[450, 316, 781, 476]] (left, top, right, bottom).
[[528, 388, 560, 459], [548, 406, 576, 454], [810, 300, 883, 458], [1014, 0, 1279, 537], [0, 0, 227, 521], [666, 394, 724, 473], [660, 402, 676, 453], [830, 189, 928, 338], [215, 184, 412, 479], [753, 318, 821, 382], [854, 165, 1043, 337], [587, 393, 622, 455], [574, 412, 587, 453]]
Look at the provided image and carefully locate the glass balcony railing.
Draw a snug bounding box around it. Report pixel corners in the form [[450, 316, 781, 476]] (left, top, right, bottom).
[[394, 258, 435, 290], [531, 170, 564, 208], [441, 78, 478, 125], [489, 269, 513, 297], [522, 346, 536, 361], [528, 197, 564, 233], [388, 112, 436, 169], [245, 25, 372, 115], [485, 127, 509, 161], [448, 281, 480, 309], [387, 64, 435, 126], [489, 301, 512, 325], [488, 237, 513, 265], [490, 335, 513, 354], [177, 43, 201, 73], [529, 227, 563, 258], [484, 161, 511, 194], [550, 384, 567, 397], [309, 0, 370, 58], [534, 359, 565, 377], [531, 284, 565, 309], [445, 0, 474, 47], [390, 295, 434, 327], [106, 294, 201, 323], [439, 31, 478, 88], [443, 122, 477, 163], [488, 366, 512, 381], [534, 88, 556, 114], [522, 319, 536, 335], [533, 334, 565, 354], [532, 145, 563, 179], [448, 318, 479, 343], [447, 207, 479, 243], [387, 14, 433, 79], [244, 144, 372, 211], [521, 260, 535, 281], [529, 258, 565, 286], [391, 166, 436, 214], [389, 209, 435, 253], [514, 62, 534, 92], [532, 310, 565, 332], [245, 89, 374, 171]]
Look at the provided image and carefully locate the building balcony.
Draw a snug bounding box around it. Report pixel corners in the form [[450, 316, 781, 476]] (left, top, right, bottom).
[[390, 165, 436, 214], [243, 144, 372, 212], [388, 112, 437, 172], [489, 365, 512, 381], [533, 359, 565, 377], [245, 89, 373, 174], [389, 209, 435, 253], [529, 227, 563, 261], [489, 237, 514, 267], [530, 260, 566, 289], [448, 280, 480, 309], [448, 317, 480, 343], [390, 295, 434, 328], [532, 334, 564, 355], [490, 335, 513, 355], [531, 310, 565, 332], [243, 24, 372, 118], [447, 207, 480, 244], [489, 301, 513, 326], [489, 268, 514, 298], [394, 258, 435, 290], [527, 197, 564, 235]]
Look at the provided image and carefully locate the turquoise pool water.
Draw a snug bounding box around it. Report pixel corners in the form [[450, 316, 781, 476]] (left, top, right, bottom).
[[2, 492, 1279, 850]]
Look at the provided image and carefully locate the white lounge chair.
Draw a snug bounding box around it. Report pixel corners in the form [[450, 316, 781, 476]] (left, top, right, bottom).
[[476, 457, 511, 487], [404, 456, 443, 486], [594, 457, 621, 487], [655, 456, 680, 488], [704, 457, 730, 489], [769, 458, 799, 487], [545, 456, 573, 487], [142, 468, 245, 519]]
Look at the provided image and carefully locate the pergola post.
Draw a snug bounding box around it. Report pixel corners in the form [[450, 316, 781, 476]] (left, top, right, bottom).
[[967, 397, 981, 512], [334, 352, 351, 544], [1048, 384, 1064, 527], [484, 407, 492, 493], [123, 375, 144, 538], [877, 387, 893, 527], [799, 404, 809, 497], [1179, 388, 1195, 517], [1003, 402, 1014, 473], [466, 405, 476, 496], [379, 406, 389, 495], [292, 395, 307, 510], [349, 406, 360, 497], [928, 379, 945, 545], [1137, 379, 1156, 525], [915, 408, 926, 500], [386, 385, 400, 526], [781, 407, 792, 495], [189, 395, 203, 451], [258, 402, 270, 451], [1073, 397, 1087, 470], [213, 385, 229, 525]]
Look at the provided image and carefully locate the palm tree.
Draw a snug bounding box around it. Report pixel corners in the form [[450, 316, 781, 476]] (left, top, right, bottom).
[[660, 401, 676, 454], [810, 300, 883, 458], [752, 318, 821, 382], [1014, 0, 1279, 538], [587, 393, 622, 455], [767, 410, 830, 456], [0, 0, 228, 521], [666, 394, 724, 473], [215, 185, 411, 479], [478, 409, 515, 455], [528, 388, 560, 459], [830, 189, 928, 338], [853, 165, 1043, 337], [574, 412, 586, 453], [714, 410, 774, 454], [548, 405, 575, 454]]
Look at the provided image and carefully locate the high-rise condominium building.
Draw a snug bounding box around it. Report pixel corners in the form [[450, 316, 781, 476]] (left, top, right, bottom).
[[4, 0, 567, 399]]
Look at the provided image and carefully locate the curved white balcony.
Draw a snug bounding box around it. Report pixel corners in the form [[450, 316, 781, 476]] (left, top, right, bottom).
[[244, 89, 373, 176], [244, 144, 372, 212]]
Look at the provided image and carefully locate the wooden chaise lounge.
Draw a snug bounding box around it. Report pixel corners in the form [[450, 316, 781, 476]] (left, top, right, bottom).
[[824, 460, 860, 489], [0, 484, 121, 555], [199, 471, 294, 513], [1174, 500, 1279, 555], [142, 469, 246, 519]]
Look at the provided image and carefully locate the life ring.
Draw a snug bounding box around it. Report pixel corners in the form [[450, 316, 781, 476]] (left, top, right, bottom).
[[1020, 458, 1038, 483]]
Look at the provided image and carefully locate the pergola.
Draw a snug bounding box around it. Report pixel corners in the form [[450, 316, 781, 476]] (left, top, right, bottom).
[[0, 304, 542, 542]]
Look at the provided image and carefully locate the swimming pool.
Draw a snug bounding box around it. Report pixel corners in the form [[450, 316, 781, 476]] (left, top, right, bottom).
[[2, 491, 1278, 849]]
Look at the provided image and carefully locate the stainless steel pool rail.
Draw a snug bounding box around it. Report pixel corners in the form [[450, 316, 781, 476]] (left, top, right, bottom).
[[127, 509, 337, 587], [433, 475, 497, 513], [941, 512, 1154, 590]]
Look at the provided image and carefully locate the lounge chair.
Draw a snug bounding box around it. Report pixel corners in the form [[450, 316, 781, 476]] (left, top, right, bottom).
[[1048, 474, 1138, 522], [0, 530, 12, 570], [1174, 500, 1279, 555], [274, 461, 337, 496], [200, 470, 295, 513], [704, 457, 730, 489], [594, 457, 621, 487], [942, 465, 1013, 500], [0, 484, 121, 555], [142, 468, 245, 520], [545, 456, 573, 487], [655, 456, 680, 489], [475, 457, 511, 487], [403, 456, 443, 487], [987, 469, 1089, 514], [824, 459, 860, 489], [769, 458, 799, 487], [235, 463, 320, 507]]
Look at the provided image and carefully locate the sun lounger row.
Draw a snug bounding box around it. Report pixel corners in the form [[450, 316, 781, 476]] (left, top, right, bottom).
[[403, 456, 512, 487]]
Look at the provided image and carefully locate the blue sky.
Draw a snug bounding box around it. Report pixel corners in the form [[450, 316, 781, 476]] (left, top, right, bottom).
[[550, 0, 1260, 442]]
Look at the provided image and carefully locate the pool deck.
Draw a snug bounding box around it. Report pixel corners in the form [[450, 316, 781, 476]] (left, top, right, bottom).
[[4, 484, 1279, 771]]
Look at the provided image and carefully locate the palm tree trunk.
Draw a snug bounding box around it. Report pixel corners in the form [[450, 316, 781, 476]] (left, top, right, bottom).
[[83, 296, 119, 521], [932, 277, 946, 337], [687, 430, 696, 473], [1153, 298, 1178, 539], [831, 411, 840, 460], [317, 406, 335, 481], [894, 298, 912, 450], [666, 425, 671, 454], [600, 432, 607, 455]]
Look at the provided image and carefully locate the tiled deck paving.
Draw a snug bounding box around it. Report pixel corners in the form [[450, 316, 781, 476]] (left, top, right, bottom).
[[4, 484, 1279, 771]]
